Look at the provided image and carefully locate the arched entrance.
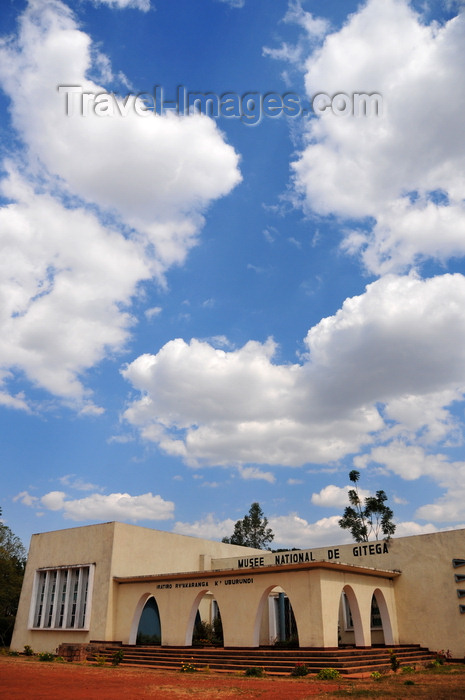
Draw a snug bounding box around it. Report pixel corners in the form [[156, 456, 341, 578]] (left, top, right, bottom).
[[338, 586, 364, 647], [187, 590, 223, 647], [136, 596, 161, 645], [129, 593, 162, 645], [339, 586, 395, 647], [256, 585, 299, 647], [371, 588, 394, 646]]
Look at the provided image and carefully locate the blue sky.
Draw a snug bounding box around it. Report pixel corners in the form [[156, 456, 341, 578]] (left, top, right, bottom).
[[2, 0, 465, 551]]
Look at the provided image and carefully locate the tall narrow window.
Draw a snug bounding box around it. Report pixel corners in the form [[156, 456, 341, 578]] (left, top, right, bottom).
[[33, 571, 47, 628], [30, 565, 94, 630], [57, 570, 68, 628], [44, 570, 57, 628], [78, 567, 89, 629], [370, 596, 383, 629]]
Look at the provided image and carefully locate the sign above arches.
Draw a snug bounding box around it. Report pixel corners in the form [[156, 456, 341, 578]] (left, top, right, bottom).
[[212, 541, 391, 573]]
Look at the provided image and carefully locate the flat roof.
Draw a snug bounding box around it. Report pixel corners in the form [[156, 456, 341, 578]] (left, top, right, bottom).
[[114, 560, 401, 584]]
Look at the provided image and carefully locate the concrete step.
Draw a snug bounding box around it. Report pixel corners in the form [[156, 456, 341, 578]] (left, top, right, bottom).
[[87, 644, 436, 676]]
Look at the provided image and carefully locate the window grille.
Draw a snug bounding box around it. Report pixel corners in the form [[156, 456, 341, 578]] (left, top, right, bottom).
[[30, 565, 94, 630]]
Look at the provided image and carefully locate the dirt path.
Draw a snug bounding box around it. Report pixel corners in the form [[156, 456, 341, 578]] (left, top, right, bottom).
[[2, 656, 465, 699], [0, 657, 339, 699]]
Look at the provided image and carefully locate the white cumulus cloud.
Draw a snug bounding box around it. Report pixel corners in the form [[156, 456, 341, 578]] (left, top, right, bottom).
[[0, 0, 241, 405], [238, 466, 276, 483], [123, 274, 465, 470], [0, 165, 149, 401], [172, 514, 236, 540], [15, 487, 174, 522], [38, 490, 174, 521], [0, 0, 240, 272], [358, 442, 465, 522], [215, 0, 245, 8], [270, 513, 352, 549], [291, 0, 465, 273], [89, 0, 150, 9], [311, 484, 368, 508], [13, 491, 39, 507]]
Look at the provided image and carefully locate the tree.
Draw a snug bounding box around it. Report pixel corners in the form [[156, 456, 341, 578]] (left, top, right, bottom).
[[222, 502, 274, 550], [0, 509, 27, 647], [338, 470, 396, 543]]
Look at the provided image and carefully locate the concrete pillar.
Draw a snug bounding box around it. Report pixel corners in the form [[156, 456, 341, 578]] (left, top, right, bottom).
[[278, 593, 286, 642], [287, 571, 327, 647]]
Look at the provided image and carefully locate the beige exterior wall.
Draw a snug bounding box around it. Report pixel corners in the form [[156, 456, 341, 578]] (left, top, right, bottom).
[[11, 522, 116, 652], [212, 528, 465, 656], [113, 566, 397, 648], [11, 521, 261, 653], [11, 522, 465, 658], [109, 522, 262, 578]]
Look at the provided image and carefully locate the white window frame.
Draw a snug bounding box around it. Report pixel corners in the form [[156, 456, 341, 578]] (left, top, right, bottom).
[[28, 564, 95, 631]]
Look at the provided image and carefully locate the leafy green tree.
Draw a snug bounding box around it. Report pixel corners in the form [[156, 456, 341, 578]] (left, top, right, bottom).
[[222, 502, 274, 550], [0, 509, 26, 647], [338, 470, 396, 543]]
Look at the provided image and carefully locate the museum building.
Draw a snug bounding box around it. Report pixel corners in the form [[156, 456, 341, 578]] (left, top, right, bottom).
[[11, 522, 465, 658]]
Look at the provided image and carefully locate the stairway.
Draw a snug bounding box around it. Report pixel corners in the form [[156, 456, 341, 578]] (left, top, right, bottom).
[[87, 644, 437, 676]]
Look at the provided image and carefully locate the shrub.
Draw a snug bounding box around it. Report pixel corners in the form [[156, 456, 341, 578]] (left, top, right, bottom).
[[192, 619, 222, 647], [436, 649, 452, 663], [370, 671, 383, 681], [401, 665, 415, 674], [38, 652, 55, 662], [23, 645, 34, 656], [180, 661, 197, 673], [244, 666, 266, 677], [94, 654, 107, 666], [404, 679, 415, 686], [194, 638, 213, 647], [317, 668, 341, 680], [112, 649, 124, 666], [290, 662, 309, 677], [389, 649, 400, 673], [8, 650, 19, 656]]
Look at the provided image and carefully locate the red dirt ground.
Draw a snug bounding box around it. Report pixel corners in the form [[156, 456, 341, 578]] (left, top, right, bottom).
[[3, 656, 465, 699], [0, 656, 339, 699]]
